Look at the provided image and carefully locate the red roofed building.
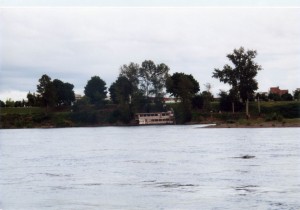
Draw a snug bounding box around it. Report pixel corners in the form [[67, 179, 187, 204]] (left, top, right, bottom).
[[269, 86, 288, 96]]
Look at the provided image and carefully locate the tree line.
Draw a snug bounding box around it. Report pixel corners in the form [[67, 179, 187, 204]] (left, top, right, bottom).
[[1, 47, 299, 123]]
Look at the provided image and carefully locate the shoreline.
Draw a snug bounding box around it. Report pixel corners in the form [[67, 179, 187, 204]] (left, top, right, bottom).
[[201, 122, 300, 128], [1, 121, 300, 129]]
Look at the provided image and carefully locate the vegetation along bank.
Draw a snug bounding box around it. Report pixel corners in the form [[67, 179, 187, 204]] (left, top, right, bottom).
[[1, 47, 299, 128]]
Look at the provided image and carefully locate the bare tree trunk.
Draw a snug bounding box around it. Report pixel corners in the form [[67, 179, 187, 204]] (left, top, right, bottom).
[[257, 96, 261, 116], [232, 102, 235, 113], [246, 99, 249, 118]]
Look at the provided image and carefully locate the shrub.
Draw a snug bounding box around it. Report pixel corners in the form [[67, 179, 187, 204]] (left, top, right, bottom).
[[70, 111, 98, 124]]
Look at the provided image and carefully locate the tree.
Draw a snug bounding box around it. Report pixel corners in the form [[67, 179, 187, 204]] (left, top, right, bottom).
[[166, 72, 200, 102], [52, 79, 75, 106], [119, 60, 170, 112], [27, 92, 36, 106], [0, 100, 5, 107], [14, 101, 23, 107], [120, 62, 140, 92], [166, 72, 200, 123], [63, 82, 76, 105], [218, 91, 243, 112], [255, 93, 268, 102], [109, 76, 132, 105], [139, 60, 156, 98], [138, 60, 170, 112], [268, 93, 281, 101], [212, 47, 262, 117], [139, 60, 170, 98], [218, 91, 232, 112], [37, 74, 56, 108], [119, 62, 146, 112], [202, 83, 214, 111], [192, 94, 204, 110], [293, 89, 300, 101], [5, 99, 14, 107], [201, 91, 214, 111], [281, 93, 293, 101], [150, 63, 170, 98], [84, 76, 107, 105]]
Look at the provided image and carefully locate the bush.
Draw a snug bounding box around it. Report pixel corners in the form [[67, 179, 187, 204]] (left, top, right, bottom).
[[261, 102, 300, 118], [265, 113, 284, 122], [70, 111, 98, 124], [32, 113, 51, 123]]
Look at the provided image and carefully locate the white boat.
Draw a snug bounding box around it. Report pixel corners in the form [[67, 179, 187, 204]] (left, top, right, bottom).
[[135, 111, 175, 125]]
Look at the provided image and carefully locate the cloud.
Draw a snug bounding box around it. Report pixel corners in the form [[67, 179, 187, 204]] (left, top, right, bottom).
[[1, 0, 300, 7], [0, 7, 299, 100]]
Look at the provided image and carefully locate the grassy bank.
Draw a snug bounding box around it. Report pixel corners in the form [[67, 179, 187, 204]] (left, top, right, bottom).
[[190, 101, 300, 128], [1, 101, 299, 128], [0, 105, 132, 128]]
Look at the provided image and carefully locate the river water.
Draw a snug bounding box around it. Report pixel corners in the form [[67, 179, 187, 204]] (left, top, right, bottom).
[[0, 125, 299, 210]]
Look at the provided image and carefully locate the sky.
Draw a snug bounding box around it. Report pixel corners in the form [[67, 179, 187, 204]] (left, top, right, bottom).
[[0, 1, 300, 101], [1, 0, 300, 7]]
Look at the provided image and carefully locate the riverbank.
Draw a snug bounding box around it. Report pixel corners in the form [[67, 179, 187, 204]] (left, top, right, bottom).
[[1, 104, 300, 129], [200, 118, 300, 128]]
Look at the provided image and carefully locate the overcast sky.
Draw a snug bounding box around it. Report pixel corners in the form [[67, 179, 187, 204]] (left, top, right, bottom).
[[1, 3, 300, 100], [1, 0, 300, 7]]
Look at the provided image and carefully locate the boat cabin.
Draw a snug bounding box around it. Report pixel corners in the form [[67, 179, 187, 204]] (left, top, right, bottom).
[[135, 111, 175, 125]]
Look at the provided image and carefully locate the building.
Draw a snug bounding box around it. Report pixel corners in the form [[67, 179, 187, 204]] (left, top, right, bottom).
[[269, 87, 288, 96], [75, 94, 82, 101], [163, 97, 181, 104], [256, 92, 268, 96]]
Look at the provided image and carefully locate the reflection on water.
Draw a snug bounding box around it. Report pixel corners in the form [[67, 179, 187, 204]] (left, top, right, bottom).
[[234, 185, 259, 193], [0, 126, 300, 210], [233, 155, 256, 159]]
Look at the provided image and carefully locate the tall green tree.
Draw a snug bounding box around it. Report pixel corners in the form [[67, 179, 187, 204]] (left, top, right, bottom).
[[139, 60, 156, 98], [139, 60, 170, 112], [192, 94, 204, 110], [84, 76, 107, 105], [27, 92, 37, 106], [201, 83, 214, 111], [37, 74, 56, 108], [166, 72, 200, 102], [120, 62, 140, 92], [218, 90, 243, 112], [166, 72, 200, 123], [63, 82, 76, 105], [119, 62, 146, 112], [212, 47, 262, 116], [139, 60, 170, 98], [119, 60, 170, 112], [109, 76, 132, 105], [151, 63, 170, 98], [201, 91, 214, 111], [53, 79, 75, 106], [108, 76, 134, 123]]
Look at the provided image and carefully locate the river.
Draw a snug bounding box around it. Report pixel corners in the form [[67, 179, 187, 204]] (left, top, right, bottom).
[[0, 125, 299, 209]]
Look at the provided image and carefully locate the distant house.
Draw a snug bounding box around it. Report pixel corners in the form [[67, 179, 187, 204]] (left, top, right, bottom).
[[75, 94, 82, 101], [147, 97, 180, 104], [163, 97, 181, 104], [257, 92, 268, 96], [269, 86, 288, 96]]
